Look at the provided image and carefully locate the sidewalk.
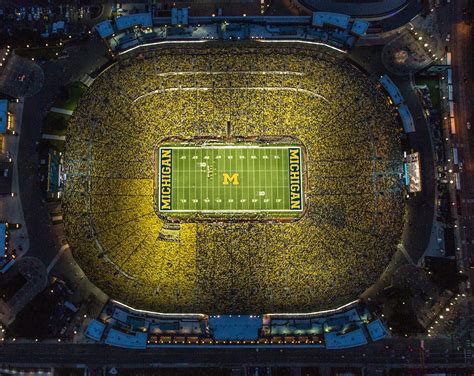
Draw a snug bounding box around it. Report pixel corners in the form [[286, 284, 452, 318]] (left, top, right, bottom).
[[42, 133, 66, 141], [1, 99, 30, 258], [50, 107, 73, 116]]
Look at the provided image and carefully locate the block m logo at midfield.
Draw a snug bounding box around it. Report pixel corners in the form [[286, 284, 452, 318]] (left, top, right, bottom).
[[223, 172, 239, 185]]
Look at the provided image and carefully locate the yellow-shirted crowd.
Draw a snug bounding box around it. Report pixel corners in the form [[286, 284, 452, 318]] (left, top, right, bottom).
[[63, 45, 405, 314]]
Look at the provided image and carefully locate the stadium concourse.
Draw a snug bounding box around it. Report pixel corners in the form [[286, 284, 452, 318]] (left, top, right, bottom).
[[62, 43, 405, 315]]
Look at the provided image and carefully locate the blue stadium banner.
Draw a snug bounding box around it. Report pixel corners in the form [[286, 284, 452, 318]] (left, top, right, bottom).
[[288, 147, 303, 211], [159, 148, 172, 211]]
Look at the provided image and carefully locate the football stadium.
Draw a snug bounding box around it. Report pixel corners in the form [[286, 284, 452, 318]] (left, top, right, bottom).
[[63, 44, 405, 314]]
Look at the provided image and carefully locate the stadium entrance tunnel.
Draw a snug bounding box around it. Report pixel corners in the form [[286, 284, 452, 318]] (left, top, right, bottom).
[[154, 136, 308, 223]]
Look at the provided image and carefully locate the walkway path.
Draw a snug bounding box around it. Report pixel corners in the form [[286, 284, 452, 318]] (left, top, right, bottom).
[[397, 243, 415, 265], [50, 107, 73, 116], [46, 243, 69, 274], [0, 337, 470, 367], [1, 99, 30, 258], [42, 133, 66, 141]]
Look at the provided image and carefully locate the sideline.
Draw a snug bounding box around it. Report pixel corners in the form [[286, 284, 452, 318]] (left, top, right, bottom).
[[2, 99, 30, 258]]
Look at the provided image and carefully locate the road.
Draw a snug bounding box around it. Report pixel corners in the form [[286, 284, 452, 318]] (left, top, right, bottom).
[[16, 37, 109, 269], [450, 0, 474, 279], [0, 338, 470, 368]]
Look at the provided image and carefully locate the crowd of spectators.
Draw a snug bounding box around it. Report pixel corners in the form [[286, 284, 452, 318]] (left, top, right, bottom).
[[63, 45, 405, 314]]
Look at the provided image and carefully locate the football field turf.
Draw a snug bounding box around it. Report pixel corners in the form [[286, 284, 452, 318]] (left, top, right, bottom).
[[157, 144, 304, 215]]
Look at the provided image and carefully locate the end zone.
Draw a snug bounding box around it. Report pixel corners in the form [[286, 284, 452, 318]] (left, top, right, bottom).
[[159, 147, 173, 211]]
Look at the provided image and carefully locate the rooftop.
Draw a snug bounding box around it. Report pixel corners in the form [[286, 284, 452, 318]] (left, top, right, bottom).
[[209, 315, 262, 340], [0, 99, 8, 134]]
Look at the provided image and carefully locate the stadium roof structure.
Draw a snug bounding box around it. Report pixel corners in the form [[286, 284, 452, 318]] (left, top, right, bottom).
[[398, 104, 415, 133], [95, 20, 114, 38], [379, 74, 403, 106], [116, 13, 153, 31], [171, 7, 189, 26], [312, 12, 350, 29], [0, 99, 8, 134], [351, 19, 370, 37], [208, 315, 262, 340], [367, 319, 390, 341], [0, 223, 6, 258], [297, 0, 422, 31], [105, 328, 147, 349], [52, 21, 65, 34], [324, 328, 368, 349], [98, 9, 369, 52], [85, 319, 106, 341]]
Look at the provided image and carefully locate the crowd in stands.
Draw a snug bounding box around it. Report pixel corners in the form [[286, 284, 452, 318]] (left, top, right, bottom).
[[63, 45, 405, 314]]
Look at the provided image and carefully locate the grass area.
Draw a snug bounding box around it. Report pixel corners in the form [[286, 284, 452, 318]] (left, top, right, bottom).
[[157, 144, 304, 215], [15, 46, 62, 61], [415, 76, 441, 109], [54, 82, 87, 112], [0, 273, 27, 302], [40, 139, 65, 153], [43, 111, 70, 136], [42, 82, 87, 137]]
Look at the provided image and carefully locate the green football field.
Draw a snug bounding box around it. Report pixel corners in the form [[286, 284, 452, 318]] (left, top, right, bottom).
[[157, 144, 304, 215]]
